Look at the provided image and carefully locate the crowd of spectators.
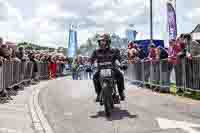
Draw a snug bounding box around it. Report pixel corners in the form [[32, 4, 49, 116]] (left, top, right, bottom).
[[0, 37, 69, 81], [127, 33, 200, 92]]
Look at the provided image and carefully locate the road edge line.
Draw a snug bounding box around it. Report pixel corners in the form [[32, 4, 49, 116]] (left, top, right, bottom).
[[34, 84, 54, 133], [29, 82, 54, 133]]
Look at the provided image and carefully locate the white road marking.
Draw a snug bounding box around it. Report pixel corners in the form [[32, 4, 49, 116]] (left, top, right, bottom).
[[157, 117, 200, 133], [0, 128, 22, 133]]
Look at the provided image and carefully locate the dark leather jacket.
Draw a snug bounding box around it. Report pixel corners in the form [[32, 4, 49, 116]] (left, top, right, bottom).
[[90, 48, 122, 68]]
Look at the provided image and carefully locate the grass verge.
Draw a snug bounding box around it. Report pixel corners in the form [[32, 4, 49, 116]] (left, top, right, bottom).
[[170, 83, 200, 100]]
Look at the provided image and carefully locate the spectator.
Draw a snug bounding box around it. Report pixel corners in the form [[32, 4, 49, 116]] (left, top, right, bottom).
[[183, 34, 200, 90], [148, 44, 157, 61], [10, 48, 20, 62], [30, 53, 39, 82], [128, 42, 139, 64], [148, 44, 160, 89], [157, 46, 170, 92], [0, 43, 10, 60], [157, 46, 168, 60], [168, 38, 185, 92], [137, 46, 147, 60], [48, 55, 53, 79], [72, 58, 79, 80], [16, 47, 25, 61], [62, 57, 70, 75], [51, 56, 57, 79], [184, 33, 200, 58], [0, 56, 4, 66]]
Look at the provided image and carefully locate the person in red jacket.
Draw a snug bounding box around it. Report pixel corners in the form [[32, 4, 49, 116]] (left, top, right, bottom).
[[48, 55, 57, 79], [148, 44, 158, 62], [168, 38, 185, 92], [148, 44, 160, 88]]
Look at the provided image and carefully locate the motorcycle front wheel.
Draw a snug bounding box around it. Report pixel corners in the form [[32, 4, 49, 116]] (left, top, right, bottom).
[[102, 85, 114, 117]]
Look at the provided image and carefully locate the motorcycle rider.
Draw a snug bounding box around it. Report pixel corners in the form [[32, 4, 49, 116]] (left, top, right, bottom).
[[89, 33, 126, 102]]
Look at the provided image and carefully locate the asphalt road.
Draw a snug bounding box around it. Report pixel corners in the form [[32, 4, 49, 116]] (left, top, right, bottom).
[[39, 77, 200, 133]]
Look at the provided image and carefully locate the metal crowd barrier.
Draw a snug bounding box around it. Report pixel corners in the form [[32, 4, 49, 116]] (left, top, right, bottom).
[[76, 65, 93, 80], [0, 61, 61, 94], [24, 62, 33, 83], [56, 63, 64, 77], [0, 61, 70, 96], [185, 57, 200, 92], [0, 61, 34, 91], [125, 57, 200, 92], [38, 62, 49, 80]]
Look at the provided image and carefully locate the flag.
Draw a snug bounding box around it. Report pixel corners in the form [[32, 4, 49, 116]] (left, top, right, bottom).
[[167, 0, 177, 40]]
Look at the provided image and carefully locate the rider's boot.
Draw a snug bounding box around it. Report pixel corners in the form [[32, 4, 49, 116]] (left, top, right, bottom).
[[95, 94, 100, 102], [119, 91, 125, 101]]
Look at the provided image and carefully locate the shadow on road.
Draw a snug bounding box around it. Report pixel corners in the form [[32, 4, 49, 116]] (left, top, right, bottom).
[[90, 107, 137, 121]]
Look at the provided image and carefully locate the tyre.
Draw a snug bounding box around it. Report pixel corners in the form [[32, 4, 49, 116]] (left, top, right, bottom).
[[101, 80, 114, 117], [104, 99, 111, 117], [103, 89, 113, 117], [111, 101, 114, 109]]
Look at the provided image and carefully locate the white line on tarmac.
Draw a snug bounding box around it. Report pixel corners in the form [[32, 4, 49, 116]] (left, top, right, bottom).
[[0, 106, 27, 112], [0, 128, 22, 133], [34, 87, 54, 133]]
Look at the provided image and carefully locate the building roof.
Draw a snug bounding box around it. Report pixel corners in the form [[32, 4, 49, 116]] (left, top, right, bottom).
[[191, 24, 200, 33]]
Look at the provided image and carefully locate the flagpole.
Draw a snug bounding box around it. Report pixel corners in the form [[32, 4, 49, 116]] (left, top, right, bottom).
[[174, 0, 176, 11], [150, 0, 153, 44]]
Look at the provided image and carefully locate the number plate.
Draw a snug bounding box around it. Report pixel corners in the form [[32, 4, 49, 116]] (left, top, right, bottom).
[[100, 69, 112, 77]]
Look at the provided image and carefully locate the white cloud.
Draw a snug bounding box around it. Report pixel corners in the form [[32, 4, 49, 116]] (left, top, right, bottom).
[[0, 0, 199, 47], [187, 8, 200, 19], [91, 0, 106, 8]]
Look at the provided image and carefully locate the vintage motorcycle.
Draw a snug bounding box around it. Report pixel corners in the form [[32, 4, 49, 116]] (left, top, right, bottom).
[[87, 61, 127, 117]]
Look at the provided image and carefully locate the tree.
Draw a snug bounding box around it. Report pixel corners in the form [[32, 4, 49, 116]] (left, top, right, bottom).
[[17, 42, 54, 51], [77, 33, 128, 56]]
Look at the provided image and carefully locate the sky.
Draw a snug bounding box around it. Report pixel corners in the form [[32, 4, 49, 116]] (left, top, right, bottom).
[[0, 0, 199, 48]]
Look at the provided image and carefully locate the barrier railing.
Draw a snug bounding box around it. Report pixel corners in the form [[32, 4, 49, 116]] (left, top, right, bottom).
[[125, 57, 200, 92], [76, 65, 93, 80], [0, 61, 68, 96], [56, 63, 64, 77], [38, 62, 49, 80]]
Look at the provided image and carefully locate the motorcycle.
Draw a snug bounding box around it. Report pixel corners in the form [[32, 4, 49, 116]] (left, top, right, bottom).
[[88, 62, 127, 117]]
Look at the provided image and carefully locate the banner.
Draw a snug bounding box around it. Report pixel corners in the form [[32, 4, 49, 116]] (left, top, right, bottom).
[[68, 29, 77, 58], [167, 0, 177, 40]]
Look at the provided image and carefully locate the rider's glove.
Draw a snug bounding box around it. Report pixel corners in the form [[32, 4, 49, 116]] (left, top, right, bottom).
[[86, 68, 92, 72], [120, 65, 128, 70]]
